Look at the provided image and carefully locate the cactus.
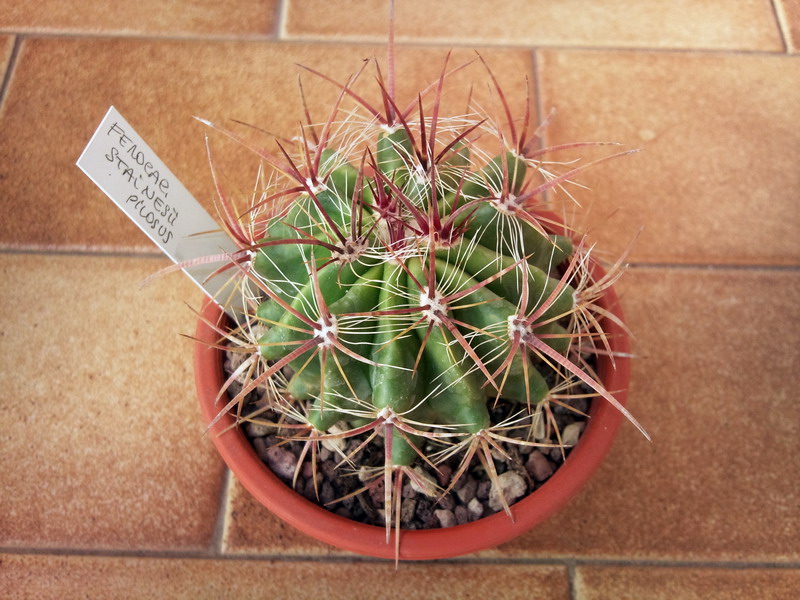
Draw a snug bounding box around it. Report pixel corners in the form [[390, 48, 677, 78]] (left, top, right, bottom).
[[196, 44, 647, 550]]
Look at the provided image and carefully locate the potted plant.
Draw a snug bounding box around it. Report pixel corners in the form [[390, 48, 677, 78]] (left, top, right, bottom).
[[190, 36, 647, 561]]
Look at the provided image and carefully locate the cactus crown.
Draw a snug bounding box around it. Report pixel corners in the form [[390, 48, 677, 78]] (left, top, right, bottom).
[[197, 41, 646, 548]]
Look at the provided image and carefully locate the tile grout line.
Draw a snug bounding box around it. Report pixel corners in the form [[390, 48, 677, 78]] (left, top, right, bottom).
[[275, 0, 289, 40], [570, 557, 800, 570], [770, 0, 795, 53], [269, 38, 794, 57], [0, 247, 167, 259], [0, 30, 277, 44], [567, 560, 579, 600], [1, 547, 799, 570], [626, 262, 800, 272], [0, 34, 22, 114], [209, 468, 233, 556], [530, 47, 555, 208], [0, 29, 796, 58], [2, 248, 797, 273], [530, 48, 547, 148]]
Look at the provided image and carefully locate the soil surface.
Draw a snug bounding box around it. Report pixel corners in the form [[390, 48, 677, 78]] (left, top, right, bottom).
[[224, 352, 589, 530]]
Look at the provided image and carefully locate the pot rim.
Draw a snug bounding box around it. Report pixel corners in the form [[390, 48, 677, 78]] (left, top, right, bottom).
[[194, 259, 630, 560]]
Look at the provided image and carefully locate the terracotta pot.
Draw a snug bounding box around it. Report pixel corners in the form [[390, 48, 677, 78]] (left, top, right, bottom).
[[194, 260, 631, 560]]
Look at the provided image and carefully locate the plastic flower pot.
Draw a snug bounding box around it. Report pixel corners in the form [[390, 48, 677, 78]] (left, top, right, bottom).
[[194, 259, 630, 560]]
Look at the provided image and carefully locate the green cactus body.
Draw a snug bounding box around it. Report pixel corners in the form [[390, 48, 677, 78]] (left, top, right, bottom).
[[377, 127, 416, 183], [247, 123, 582, 467]]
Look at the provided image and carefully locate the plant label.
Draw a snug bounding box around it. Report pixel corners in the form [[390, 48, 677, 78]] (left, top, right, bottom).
[[77, 106, 244, 319]]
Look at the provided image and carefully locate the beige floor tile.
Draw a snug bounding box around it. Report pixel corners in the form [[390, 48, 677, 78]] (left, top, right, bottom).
[[222, 478, 348, 556], [0, 553, 571, 599], [777, 0, 800, 52], [575, 565, 800, 600], [0, 0, 277, 37], [479, 268, 800, 561], [537, 50, 800, 265], [0, 254, 225, 550], [285, 0, 783, 51], [0, 37, 530, 251]]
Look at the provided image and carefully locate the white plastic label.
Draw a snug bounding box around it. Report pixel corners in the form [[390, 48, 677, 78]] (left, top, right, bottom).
[[77, 106, 244, 318]]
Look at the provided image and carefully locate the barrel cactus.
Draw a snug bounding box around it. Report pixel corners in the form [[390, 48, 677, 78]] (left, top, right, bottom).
[[199, 50, 647, 546]]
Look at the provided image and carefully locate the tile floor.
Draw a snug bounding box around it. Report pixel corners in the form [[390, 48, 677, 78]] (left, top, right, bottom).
[[0, 1, 798, 598]]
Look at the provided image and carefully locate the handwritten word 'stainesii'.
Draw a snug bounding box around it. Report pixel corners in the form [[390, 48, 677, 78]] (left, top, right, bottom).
[[104, 122, 179, 244]]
